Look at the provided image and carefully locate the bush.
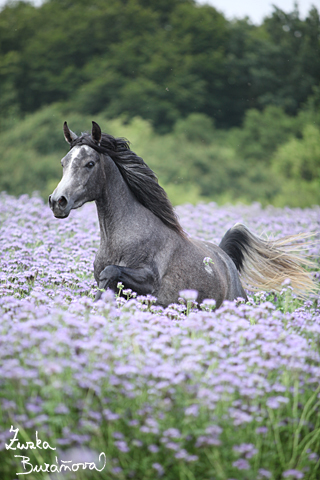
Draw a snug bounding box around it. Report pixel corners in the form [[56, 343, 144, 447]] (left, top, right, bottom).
[[1, 101, 319, 208], [272, 124, 320, 207]]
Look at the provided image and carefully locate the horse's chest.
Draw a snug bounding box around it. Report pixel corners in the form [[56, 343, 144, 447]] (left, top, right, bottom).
[[94, 248, 111, 282]]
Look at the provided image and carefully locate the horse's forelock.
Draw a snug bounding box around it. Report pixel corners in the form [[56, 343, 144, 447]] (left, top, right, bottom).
[[70, 132, 129, 154]]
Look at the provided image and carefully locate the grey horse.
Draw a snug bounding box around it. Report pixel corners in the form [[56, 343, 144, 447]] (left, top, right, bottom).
[[49, 122, 315, 307]]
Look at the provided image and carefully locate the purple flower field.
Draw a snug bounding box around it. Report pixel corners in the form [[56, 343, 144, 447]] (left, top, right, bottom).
[[0, 192, 320, 479]]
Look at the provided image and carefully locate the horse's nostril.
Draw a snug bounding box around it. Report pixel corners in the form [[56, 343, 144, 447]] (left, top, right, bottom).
[[58, 196, 68, 209]]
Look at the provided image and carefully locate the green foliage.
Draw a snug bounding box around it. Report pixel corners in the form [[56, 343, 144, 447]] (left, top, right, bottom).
[[0, 99, 320, 207], [0, 104, 106, 198], [260, 6, 320, 113], [0, 0, 319, 132], [271, 124, 320, 207], [298, 84, 320, 128], [173, 113, 215, 144], [228, 105, 300, 163], [0, 106, 231, 202], [0, 0, 319, 207]]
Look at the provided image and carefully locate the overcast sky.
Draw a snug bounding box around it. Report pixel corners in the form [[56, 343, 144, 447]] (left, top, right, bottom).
[[198, 0, 319, 24], [0, 0, 319, 24]]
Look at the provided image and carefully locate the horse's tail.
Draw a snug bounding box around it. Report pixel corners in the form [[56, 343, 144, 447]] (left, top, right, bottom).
[[219, 223, 318, 296]]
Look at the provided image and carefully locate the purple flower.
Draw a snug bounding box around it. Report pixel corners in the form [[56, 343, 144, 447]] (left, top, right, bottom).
[[112, 466, 123, 474], [114, 440, 129, 453], [54, 404, 70, 415], [258, 469, 272, 479], [282, 470, 304, 479], [186, 454, 198, 462], [175, 449, 188, 459], [179, 289, 198, 301], [162, 428, 181, 439], [233, 443, 258, 458], [256, 426, 268, 434], [1, 194, 320, 478], [132, 439, 143, 448], [152, 463, 164, 476], [185, 404, 199, 417], [266, 396, 290, 409], [102, 409, 120, 421], [165, 442, 180, 451], [148, 444, 159, 453], [232, 459, 250, 470]]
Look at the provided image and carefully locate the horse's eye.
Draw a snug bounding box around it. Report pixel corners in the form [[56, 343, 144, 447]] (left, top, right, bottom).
[[86, 161, 95, 169]]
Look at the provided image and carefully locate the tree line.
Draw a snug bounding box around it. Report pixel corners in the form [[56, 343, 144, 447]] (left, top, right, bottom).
[[0, 0, 319, 207], [1, 0, 319, 132]]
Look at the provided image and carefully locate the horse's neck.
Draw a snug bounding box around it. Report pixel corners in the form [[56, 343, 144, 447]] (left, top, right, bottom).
[[95, 159, 137, 244]]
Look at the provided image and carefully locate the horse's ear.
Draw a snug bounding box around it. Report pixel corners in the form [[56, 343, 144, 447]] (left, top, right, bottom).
[[63, 121, 78, 144], [92, 121, 102, 144]]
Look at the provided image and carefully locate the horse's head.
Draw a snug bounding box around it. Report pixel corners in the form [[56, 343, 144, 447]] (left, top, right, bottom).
[[49, 122, 103, 218]]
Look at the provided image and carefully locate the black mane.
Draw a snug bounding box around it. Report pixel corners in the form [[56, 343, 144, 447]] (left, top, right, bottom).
[[70, 132, 185, 236]]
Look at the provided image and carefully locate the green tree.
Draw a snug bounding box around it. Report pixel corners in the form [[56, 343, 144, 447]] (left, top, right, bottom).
[[272, 124, 320, 206], [229, 105, 300, 163], [0, 0, 319, 132], [252, 5, 320, 114]]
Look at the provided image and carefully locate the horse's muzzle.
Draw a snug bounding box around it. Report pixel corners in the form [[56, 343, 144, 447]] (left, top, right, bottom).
[[49, 194, 69, 218]]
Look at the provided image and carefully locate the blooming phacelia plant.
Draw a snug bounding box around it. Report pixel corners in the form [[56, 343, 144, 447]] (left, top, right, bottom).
[[0, 193, 319, 479]]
